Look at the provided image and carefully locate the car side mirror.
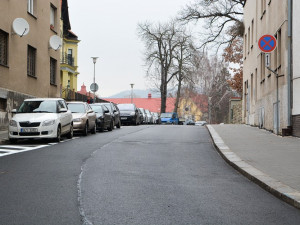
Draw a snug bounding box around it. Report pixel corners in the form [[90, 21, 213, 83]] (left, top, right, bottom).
[[104, 110, 109, 113], [59, 108, 67, 113], [11, 109, 17, 114], [113, 110, 117, 113]]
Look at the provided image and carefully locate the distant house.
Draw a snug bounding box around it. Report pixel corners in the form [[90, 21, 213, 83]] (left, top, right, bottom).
[[105, 93, 209, 121], [105, 93, 176, 113], [60, 0, 80, 100], [178, 94, 208, 122], [228, 97, 242, 124]]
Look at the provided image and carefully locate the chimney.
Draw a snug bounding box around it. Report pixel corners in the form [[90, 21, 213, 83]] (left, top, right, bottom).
[[148, 93, 152, 99]]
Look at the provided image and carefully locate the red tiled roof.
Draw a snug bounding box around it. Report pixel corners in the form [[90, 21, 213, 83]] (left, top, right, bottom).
[[104, 98, 176, 113]]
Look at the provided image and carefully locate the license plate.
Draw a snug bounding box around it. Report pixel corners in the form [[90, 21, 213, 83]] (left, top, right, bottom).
[[20, 128, 38, 132], [121, 117, 127, 120]]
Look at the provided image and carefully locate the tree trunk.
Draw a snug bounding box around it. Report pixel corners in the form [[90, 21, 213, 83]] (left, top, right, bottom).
[[174, 76, 182, 114]]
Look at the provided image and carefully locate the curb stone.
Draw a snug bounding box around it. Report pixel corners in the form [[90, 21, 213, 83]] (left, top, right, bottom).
[[207, 125, 300, 210]]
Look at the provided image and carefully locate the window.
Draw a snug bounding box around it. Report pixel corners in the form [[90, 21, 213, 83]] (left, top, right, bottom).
[[27, 45, 36, 77], [50, 57, 57, 85], [261, 53, 265, 81], [248, 27, 250, 54], [277, 29, 281, 68], [244, 34, 247, 58], [251, 20, 254, 48], [0, 30, 8, 66], [67, 49, 73, 65], [50, 4, 56, 30], [27, 0, 34, 15], [0, 98, 7, 112]]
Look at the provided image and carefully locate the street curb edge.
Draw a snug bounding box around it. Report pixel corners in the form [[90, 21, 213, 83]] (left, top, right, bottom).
[[206, 125, 300, 210]]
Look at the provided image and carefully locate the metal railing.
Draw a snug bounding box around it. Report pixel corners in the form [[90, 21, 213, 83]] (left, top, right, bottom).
[[61, 53, 74, 66]]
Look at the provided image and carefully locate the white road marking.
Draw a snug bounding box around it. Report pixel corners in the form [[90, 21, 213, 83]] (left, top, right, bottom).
[[0, 137, 79, 158]]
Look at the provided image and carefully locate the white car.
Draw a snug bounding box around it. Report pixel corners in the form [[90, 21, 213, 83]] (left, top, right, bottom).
[[195, 121, 207, 126], [8, 98, 73, 143]]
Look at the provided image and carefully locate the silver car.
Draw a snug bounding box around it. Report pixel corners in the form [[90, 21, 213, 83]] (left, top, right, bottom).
[[67, 102, 97, 136]]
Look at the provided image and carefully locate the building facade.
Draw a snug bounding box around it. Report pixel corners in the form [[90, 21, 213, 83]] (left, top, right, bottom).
[[60, 0, 80, 101], [243, 0, 292, 135], [0, 0, 61, 129], [292, 1, 300, 137]]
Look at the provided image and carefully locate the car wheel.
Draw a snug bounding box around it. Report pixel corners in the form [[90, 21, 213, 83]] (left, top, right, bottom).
[[55, 126, 61, 142], [108, 121, 113, 131], [116, 119, 121, 128], [9, 138, 17, 144], [67, 124, 73, 139], [83, 122, 88, 136], [99, 124, 104, 132], [91, 122, 96, 134]]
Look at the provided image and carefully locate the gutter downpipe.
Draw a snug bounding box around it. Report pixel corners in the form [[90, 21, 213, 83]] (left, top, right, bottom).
[[288, 0, 292, 129]]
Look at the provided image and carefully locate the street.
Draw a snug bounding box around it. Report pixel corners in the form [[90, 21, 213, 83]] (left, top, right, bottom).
[[0, 125, 300, 225]]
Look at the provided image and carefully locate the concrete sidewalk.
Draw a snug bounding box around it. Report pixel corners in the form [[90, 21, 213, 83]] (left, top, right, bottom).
[[207, 124, 300, 209]]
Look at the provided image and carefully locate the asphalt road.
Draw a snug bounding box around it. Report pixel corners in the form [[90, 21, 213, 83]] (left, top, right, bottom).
[[0, 125, 300, 225]]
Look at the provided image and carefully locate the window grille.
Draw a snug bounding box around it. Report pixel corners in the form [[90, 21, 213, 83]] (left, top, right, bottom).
[[0, 30, 8, 66], [27, 45, 36, 77], [50, 57, 57, 85]]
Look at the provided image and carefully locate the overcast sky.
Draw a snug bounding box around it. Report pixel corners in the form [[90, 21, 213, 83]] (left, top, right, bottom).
[[67, 0, 194, 97]]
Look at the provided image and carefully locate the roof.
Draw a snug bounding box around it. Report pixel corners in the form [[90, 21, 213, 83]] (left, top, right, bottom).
[[104, 98, 176, 113], [24, 98, 64, 101]]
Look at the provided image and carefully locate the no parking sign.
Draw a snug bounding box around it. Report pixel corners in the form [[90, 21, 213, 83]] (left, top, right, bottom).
[[258, 35, 277, 53]]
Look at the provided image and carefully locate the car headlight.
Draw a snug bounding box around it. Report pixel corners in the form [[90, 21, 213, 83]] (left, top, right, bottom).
[[42, 120, 55, 126], [130, 112, 135, 116], [9, 120, 17, 127], [73, 118, 83, 122]]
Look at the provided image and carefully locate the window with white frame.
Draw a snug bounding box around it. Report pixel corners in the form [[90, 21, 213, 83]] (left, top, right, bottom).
[[50, 4, 56, 29]]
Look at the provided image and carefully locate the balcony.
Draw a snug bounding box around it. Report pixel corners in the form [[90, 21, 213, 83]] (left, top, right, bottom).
[[61, 53, 75, 67]]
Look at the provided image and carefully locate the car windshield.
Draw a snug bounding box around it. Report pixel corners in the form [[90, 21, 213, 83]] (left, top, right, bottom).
[[118, 104, 134, 111], [101, 103, 112, 112], [18, 100, 57, 113], [90, 105, 103, 114], [67, 103, 86, 113], [160, 113, 172, 118]]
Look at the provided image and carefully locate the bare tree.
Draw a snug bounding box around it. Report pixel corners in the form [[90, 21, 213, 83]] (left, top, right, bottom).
[[138, 21, 180, 113], [178, 0, 245, 51], [172, 31, 195, 114]]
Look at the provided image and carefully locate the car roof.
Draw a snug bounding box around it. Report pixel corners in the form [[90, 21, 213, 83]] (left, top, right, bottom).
[[24, 98, 64, 101]]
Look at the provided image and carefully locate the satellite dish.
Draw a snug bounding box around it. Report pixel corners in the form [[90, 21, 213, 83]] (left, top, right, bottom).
[[12, 18, 30, 37], [49, 35, 62, 51]]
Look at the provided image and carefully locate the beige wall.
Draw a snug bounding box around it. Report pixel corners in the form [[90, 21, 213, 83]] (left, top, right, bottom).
[[243, 0, 289, 134], [0, 0, 61, 98]]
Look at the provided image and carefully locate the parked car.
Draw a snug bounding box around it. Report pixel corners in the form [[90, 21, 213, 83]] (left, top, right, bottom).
[[118, 103, 140, 125], [67, 102, 97, 136], [8, 98, 73, 143], [137, 108, 144, 125], [152, 112, 161, 124], [139, 108, 148, 124], [160, 112, 179, 125], [145, 109, 153, 124], [90, 104, 114, 132], [195, 121, 207, 126], [186, 120, 195, 125], [99, 102, 121, 129]]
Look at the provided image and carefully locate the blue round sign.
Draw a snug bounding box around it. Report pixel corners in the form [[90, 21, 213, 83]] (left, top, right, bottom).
[[258, 35, 277, 53]]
